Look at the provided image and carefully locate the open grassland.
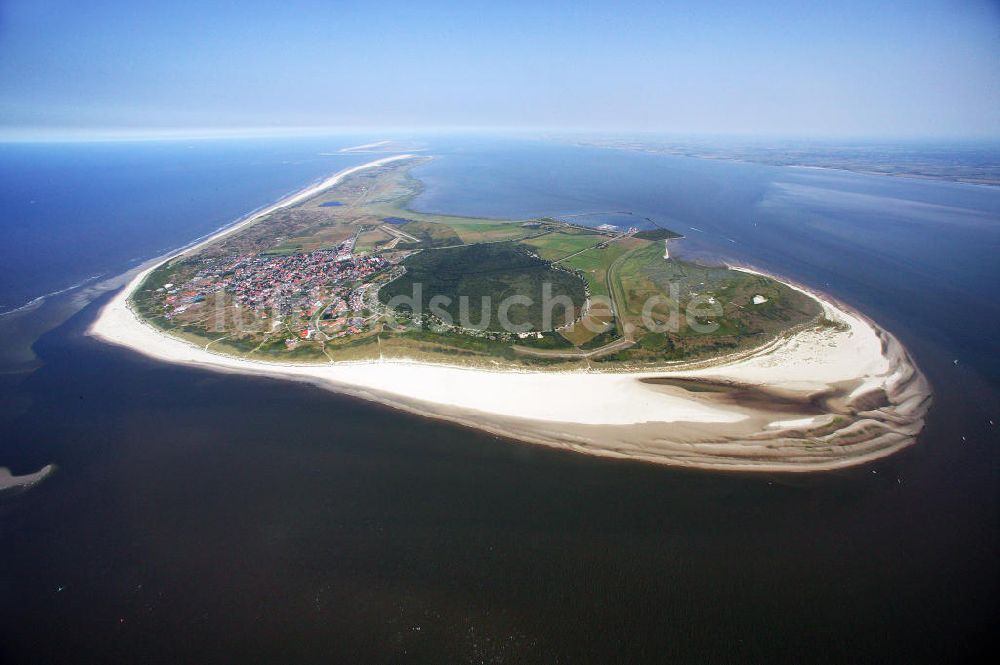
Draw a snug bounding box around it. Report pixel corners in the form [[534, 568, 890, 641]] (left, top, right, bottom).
[[604, 242, 821, 362], [393, 220, 463, 248], [557, 308, 615, 346], [262, 222, 357, 256], [354, 227, 392, 253], [363, 205, 518, 229], [447, 221, 539, 244], [560, 236, 650, 296], [520, 230, 608, 261], [543, 237, 649, 346]]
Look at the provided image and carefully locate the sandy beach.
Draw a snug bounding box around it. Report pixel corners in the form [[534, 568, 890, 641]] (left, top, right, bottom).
[[88, 157, 932, 472], [0, 464, 55, 492], [339, 140, 392, 152]]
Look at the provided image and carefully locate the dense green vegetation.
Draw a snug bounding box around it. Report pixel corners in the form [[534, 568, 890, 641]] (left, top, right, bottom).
[[515, 330, 577, 349], [633, 228, 683, 240], [379, 243, 586, 331]]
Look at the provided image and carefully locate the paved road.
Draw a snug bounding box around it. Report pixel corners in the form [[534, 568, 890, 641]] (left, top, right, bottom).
[[512, 335, 634, 360]]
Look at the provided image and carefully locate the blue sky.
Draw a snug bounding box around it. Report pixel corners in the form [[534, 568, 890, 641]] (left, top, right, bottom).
[[1, 0, 998, 139]]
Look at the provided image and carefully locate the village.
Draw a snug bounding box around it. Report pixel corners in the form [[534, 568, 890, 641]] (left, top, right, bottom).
[[156, 238, 394, 344]]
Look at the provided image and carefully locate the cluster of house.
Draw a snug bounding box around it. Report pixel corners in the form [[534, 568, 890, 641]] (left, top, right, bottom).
[[595, 224, 640, 235], [159, 241, 390, 331], [224, 248, 387, 316], [159, 284, 206, 318]]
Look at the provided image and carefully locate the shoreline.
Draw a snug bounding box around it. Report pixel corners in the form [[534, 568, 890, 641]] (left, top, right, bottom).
[[0, 154, 415, 321], [572, 141, 1000, 189], [87, 156, 932, 473], [169, 153, 417, 258], [0, 464, 55, 492]]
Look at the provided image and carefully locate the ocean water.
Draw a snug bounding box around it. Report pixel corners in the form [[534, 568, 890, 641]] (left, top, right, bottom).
[[0, 138, 379, 314], [412, 139, 1000, 386], [0, 136, 997, 663]]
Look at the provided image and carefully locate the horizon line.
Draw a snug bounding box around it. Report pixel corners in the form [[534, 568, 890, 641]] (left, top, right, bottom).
[[2, 125, 999, 144]]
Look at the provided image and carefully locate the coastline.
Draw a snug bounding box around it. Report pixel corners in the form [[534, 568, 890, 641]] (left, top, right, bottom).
[[569, 141, 1000, 189], [170, 153, 417, 256], [0, 464, 55, 492], [87, 156, 932, 472]]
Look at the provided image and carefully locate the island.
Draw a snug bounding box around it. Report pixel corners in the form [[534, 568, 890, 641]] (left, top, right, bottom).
[[0, 464, 55, 492], [563, 136, 1000, 187], [90, 155, 932, 472]]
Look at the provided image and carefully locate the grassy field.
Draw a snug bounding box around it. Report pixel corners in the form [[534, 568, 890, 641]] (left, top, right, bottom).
[[520, 230, 608, 261], [447, 221, 537, 244], [263, 222, 357, 255], [608, 242, 821, 359], [560, 236, 649, 296], [634, 228, 683, 240], [354, 227, 392, 253], [394, 220, 463, 248], [558, 308, 615, 346], [550, 237, 649, 345]]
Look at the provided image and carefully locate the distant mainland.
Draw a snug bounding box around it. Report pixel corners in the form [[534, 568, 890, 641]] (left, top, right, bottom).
[[564, 136, 1000, 187]]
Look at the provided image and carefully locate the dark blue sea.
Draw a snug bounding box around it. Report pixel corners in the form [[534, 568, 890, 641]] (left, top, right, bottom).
[[1, 135, 997, 663], [0, 138, 381, 316]]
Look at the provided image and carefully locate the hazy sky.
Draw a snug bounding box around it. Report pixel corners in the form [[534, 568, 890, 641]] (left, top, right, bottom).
[[1, 0, 998, 139]]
